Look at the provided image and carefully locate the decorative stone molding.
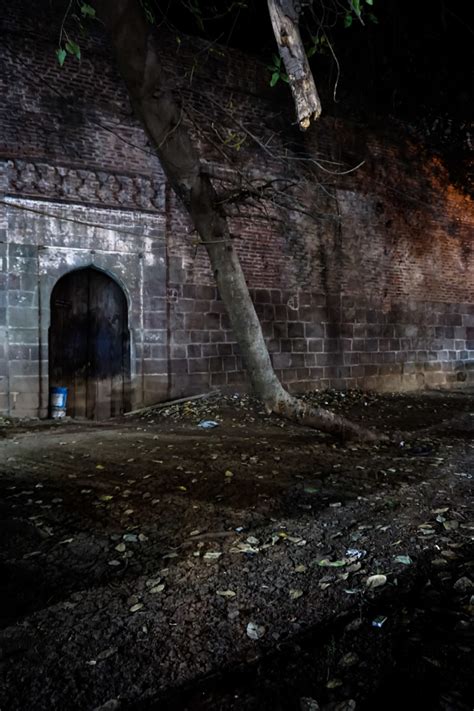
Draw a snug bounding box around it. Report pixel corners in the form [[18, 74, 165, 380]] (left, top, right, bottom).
[[5, 159, 165, 212]]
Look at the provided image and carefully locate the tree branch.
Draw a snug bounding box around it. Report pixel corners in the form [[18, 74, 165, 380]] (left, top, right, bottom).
[[267, 0, 322, 130]]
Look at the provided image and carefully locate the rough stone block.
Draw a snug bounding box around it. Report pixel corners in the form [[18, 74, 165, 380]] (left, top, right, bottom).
[[205, 313, 220, 330], [193, 300, 211, 313], [288, 323, 304, 338], [209, 357, 223, 372], [170, 359, 187, 374], [144, 312, 167, 330], [143, 359, 167, 374], [188, 358, 210, 373], [8, 327, 37, 344], [9, 360, 40, 376], [222, 356, 237, 371], [308, 339, 323, 352]]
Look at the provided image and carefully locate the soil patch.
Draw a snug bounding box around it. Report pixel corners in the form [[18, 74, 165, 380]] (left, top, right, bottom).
[[0, 390, 472, 710]]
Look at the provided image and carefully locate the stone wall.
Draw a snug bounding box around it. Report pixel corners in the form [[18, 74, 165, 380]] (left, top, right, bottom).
[[0, 197, 169, 416], [162, 285, 474, 397], [0, 2, 473, 417]]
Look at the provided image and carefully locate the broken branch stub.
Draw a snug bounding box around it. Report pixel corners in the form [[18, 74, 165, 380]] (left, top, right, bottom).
[[267, 0, 322, 130]]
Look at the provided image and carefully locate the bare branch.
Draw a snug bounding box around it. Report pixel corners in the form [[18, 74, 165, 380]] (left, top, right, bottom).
[[267, 0, 322, 130]]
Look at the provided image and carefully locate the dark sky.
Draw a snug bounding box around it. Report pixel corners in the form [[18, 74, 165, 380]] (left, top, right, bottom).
[[164, 0, 473, 122]]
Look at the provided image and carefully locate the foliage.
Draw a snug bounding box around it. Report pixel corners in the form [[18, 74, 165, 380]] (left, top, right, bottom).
[[344, 0, 378, 28], [55, 0, 378, 88], [267, 54, 289, 87], [56, 2, 96, 66]]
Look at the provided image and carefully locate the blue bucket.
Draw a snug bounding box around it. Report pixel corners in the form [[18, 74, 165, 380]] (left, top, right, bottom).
[[50, 386, 68, 418]]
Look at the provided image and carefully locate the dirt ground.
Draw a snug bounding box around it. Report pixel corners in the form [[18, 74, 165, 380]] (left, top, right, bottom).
[[0, 390, 472, 711]]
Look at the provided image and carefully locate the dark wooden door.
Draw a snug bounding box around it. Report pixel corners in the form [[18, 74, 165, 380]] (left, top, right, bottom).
[[49, 268, 130, 419]]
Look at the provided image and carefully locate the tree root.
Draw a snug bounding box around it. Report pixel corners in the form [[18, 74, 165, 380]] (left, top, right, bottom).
[[268, 390, 389, 443]]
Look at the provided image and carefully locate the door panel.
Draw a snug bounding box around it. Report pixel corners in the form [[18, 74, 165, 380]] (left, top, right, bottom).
[[49, 268, 130, 419]]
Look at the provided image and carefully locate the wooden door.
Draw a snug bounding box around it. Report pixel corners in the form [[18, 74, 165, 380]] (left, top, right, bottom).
[[49, 268, 130, 419]]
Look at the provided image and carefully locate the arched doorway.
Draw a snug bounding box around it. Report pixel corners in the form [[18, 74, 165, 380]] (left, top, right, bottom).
[[49, 268, 130, 419]]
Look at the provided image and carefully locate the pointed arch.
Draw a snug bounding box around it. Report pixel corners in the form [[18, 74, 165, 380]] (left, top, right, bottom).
[[49, 267, 131, 418]]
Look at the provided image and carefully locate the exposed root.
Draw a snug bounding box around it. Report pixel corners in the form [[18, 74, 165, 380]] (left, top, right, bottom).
[[269, 391, 388, 443]]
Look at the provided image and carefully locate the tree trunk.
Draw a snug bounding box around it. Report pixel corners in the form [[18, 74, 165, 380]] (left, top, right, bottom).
[[267, 0, 322, 129], [97, 0, 382, 442]]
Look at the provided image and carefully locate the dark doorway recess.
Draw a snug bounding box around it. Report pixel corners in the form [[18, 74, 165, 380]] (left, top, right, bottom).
[[49, 267, 131, 419]]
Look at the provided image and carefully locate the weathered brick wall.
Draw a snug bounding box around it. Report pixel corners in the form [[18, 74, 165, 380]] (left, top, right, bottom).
[[0, 2, 473, 417]]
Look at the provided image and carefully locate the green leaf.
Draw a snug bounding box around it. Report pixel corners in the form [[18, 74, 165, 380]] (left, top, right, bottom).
[[65, 40, 81, 60], [344, 13, 353, 28], [352, 0, 361, 16], [365, 0, 374, 4], [281, 73, 289, 83], [80, 3, 96, 17], [367, 12, 378, 23], [56, 48, 67, 67], [270, 72, 280, 87], [317, 558, 347, 568], [393, 555, 412, 565], [272, 54, 281, 68]]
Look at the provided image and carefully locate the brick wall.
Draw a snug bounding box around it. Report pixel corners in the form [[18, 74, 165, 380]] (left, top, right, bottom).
[[0, 2, 473, 417]]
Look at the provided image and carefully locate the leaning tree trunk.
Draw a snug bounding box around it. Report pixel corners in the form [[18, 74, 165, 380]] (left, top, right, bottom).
[[97, 0, 381, 442], [267, 0, 322, 130]]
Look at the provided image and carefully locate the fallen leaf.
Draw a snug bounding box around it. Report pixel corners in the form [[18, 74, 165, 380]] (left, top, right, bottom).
[[317, 559, 346, 568], [393, 555, 412, 565], [366, 574, 387, 589], [230, 542, 259, 554], [246, 536, 259, 546], [97, 647, 117, 661], [149, 584, 165, 594], [289, 588, 304, 600], [287, 536, 307, 546], [443, 520, 459, 531], [346, 562, 362, 573]]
